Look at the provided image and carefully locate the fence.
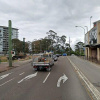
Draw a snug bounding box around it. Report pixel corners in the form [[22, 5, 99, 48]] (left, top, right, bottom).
[[79, 56, 100, 64]]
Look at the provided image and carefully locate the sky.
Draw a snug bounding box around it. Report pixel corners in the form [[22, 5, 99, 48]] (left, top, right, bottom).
[[0, 0, 100, 50]]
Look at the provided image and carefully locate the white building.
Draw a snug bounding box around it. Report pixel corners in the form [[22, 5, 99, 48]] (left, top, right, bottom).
[[0, 26, 18, 54]]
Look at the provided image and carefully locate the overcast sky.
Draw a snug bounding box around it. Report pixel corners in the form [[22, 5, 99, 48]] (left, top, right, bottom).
[[0, 0, 100, 50]]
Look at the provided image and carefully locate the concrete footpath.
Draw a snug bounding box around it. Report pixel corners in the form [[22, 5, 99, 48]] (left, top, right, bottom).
[[68, 56, 100, 92], [0, 59, 32, 73]]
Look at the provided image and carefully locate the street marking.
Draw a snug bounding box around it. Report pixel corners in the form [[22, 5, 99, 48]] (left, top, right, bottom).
[[57, 74, 68, 87], [0, 78, 15, 87], [18, 72, 38, 83], [43, 72, 50, 83], [19, 72, 25, 76], [67, 57, 100, 100], [0, 72, 13, 80]]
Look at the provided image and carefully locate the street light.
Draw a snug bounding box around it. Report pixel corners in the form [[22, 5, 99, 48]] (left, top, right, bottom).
[[34, 44, 35, 53], [75, 26, 85, 35], [75, 26, 85, 42], [84, 26, 88, 33], [90, 16, 92, 29], [23, 38, 25, 55], [75, 26, 86, 57], [46, 41, 47, 51], [39, 38, 43, 53]]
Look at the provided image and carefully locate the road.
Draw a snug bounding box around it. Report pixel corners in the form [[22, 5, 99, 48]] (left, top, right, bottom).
[[68, 56, 100, 92], [0, 56, 91, 100]]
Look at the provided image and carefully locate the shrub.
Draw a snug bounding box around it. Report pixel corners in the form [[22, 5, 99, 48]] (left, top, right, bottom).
[[0, 56, 8, 62]]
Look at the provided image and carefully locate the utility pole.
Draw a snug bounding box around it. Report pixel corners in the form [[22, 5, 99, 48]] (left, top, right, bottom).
[[69, 37, 71, 55], [23, 38, 25, 55], [34, 44, 35, 53], [46, 41, 47, 51], [40, 40, 41, 53], [8, 20, 12, 67], [90, 16, 92, 29]]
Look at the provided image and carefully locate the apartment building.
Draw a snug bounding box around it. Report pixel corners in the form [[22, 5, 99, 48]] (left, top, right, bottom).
[[0, 26, 18, 54], [85, 20, 100, 61]]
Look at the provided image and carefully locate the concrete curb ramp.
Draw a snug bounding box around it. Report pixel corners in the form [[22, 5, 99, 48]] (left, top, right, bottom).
[[67, 57, 100, 100]]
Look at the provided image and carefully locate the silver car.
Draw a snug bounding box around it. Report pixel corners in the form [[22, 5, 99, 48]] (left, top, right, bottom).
[[53, 55, 58, 61]]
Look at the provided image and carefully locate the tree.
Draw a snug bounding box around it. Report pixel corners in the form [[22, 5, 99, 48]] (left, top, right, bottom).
[[31, 30, 70, 54], [12, 39, 23, 54], [75, 41, 84, 56], [12, 39, 29, 54]]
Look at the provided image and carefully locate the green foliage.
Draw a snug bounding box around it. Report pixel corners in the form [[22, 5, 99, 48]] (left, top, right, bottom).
[[75, 41, 84, 56], [31, 30, 73, 54], [0, 56, 8, 62], [12, 39, 29, 54]]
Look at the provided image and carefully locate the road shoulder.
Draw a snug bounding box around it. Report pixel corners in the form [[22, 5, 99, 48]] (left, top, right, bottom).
[[67, 56, 100, 100]]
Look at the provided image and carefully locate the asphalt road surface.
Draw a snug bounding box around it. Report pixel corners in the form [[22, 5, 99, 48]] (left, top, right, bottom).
[[69, 56, 100, 92], [0, 56, 91, 100]]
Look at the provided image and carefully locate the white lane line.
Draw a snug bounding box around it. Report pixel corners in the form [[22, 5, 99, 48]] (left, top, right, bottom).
[[67, 57, 100, 99], [43, 72, 50, 83], [18, 72, 38, 83], [0, 78, 15, 87], [0, 72, 13, 80], [19, 72, 25, 76], [57, 74, 68, 87]]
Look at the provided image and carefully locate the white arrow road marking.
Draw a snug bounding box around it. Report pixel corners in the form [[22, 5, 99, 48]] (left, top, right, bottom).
[[43, 72, 50, 83], [0, 72, 13, 80], [0, 78, 15, 87], [18, 72, 38, 83], [19, 72, 25, 76], [57, 74, 68, 87]]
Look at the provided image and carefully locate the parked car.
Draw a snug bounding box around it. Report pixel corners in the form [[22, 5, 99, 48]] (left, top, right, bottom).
[[59, 54, 62, 56], [53, 55, 58, 61], [56, 54, 59, 57], [62, 53, 67, 56]]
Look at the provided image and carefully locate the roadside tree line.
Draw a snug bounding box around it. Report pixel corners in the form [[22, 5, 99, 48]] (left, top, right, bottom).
[[12, 30, 84, 55], [32, 30, 73, 54]]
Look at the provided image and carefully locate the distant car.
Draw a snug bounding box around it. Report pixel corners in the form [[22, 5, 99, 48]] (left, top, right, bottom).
[[56, 54, 59, 57], [53, 55, 58, 61], [62, 53, 67, 56], [59, 54, 62, 56], [71, 54, 75, 56]]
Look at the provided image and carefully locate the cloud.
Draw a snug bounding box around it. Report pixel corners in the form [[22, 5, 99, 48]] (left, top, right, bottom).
[[0, 0, 100, 50]]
